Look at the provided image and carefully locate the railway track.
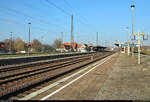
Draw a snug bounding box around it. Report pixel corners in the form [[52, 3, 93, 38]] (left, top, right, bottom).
[[0, 54, 92, 74], [0, 52, 114, 99], [0, 52, 95, 66]]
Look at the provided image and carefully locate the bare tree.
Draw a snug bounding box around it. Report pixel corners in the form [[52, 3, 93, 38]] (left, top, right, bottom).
[[43, 44, 55, 52], [3, 39, 15, 51], [32, 39, 42, 52], [52, 38, 62, 49], [14, 37, 25, 52]]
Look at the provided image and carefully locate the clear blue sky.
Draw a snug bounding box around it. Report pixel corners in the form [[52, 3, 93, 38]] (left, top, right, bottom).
[[0, 0, 150, 46]]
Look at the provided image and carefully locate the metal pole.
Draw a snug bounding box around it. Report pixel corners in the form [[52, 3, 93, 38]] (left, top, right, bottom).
[[138, 32, 141, 64], [126, 27, 130, 55], [28, 22, 31, 56], [71, 14, 74, 51], [127, 41, 130, 55], [71, 14, 74, 43], [10, 32, 13, 54], [96, 32, 98, 46], [131, 5, 135, 56], [41, 36, 44, 52], [126, 27, 129, 41], [61, 32, 63, 44], [131, 7, 134, 36]]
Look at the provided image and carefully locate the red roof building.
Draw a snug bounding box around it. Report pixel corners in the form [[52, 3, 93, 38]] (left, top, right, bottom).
[[0, 42, 5, 49], [63, 42, 78, 51]]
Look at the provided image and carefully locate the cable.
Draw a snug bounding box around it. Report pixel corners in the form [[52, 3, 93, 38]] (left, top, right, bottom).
[[0, 16, 55, 33], [63, 0, 87, 21], [45, 0, 71, 16], [63, 0, 78, 14], [63, 0, 96, 32], [143, 26, 150, 32], [0, 16, 63, 41], [0, 6, 64, 29], [18, 0, 61, 23], [63, 0, 86, 25]]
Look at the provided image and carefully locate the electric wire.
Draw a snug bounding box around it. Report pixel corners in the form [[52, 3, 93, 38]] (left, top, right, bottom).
[[63, 0, 96, 32], [0, 6, 64, 29], [18, 0, 61, 23], [45, 0, 71, 16]]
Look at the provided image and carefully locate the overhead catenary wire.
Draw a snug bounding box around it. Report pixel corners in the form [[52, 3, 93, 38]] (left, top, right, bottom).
[[18, 0, 61, 23], [63, 0, 87, 22], [143, 26, 150, 32], [0, 6, 65, 29], [0, 16, 60, 36], [63, 0, 88, 26], [0, 2, 70, 44], [63, 0, 96, 32], [0, 16, 65, 44], [45, 0, 71, 16], [0, 0, 98, 44], [45, 0, 96, 33]]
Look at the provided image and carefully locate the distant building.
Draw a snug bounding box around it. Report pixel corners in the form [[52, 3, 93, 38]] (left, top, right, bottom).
[[0, 42, 8, 53], [63, 42, 78, 51], [93, 46, 107, 51], [62, 42, 95, 52], [25, 43, 34, 52], [78, 44, 88, 52], [56, 48, 65, 52], [25, 43, 32, 47], [0, 42, 5, 49], [114, 42, 135, 54]]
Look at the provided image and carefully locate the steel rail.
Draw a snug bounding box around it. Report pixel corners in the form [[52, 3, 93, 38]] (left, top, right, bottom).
[[0, 57, 90, 85], [0, 52, 114, 98], [0, 54, 93, 72], [0, 55, 92, 79]]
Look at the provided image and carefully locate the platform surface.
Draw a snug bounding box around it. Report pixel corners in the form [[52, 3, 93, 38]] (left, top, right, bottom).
[[95, 54, 150, 100]]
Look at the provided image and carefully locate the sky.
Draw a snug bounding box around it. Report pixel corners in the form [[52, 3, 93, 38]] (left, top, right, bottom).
[[0, 0, 150, 46]]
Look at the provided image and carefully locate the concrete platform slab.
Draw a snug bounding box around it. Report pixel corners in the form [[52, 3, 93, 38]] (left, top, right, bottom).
[[95, 54, 150, 100]]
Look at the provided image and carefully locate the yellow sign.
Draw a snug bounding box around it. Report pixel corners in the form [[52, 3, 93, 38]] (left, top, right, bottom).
[[141, 32, 144, 36], [134, 32, 137, 36]]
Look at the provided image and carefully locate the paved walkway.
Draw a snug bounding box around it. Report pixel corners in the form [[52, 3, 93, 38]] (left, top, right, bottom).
[[95, 53, 150, 100]]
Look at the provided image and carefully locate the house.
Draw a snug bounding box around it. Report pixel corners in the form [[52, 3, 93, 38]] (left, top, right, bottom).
[[0, 42, 5, 49], [63, 42, 78, 51], [93, 46, 107, 52], [0, 42, 8, 53], [77, 44, 88, 52], [56, 48, 65, 52], [63, 42, 94, 52], [115, 42, 135, 54]]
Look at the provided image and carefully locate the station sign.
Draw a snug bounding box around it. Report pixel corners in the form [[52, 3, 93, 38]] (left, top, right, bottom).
[[130, 32, 148, 40], [120, 44, 136, 47]]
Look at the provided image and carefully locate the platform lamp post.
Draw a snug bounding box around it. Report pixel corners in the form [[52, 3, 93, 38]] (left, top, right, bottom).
[[28, 22, 31, 56], [131, 5, 135, 56], [126, 27, 130, 55]]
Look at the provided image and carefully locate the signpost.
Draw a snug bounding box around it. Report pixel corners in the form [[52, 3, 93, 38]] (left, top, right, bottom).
[[131, 32, 148, 64]]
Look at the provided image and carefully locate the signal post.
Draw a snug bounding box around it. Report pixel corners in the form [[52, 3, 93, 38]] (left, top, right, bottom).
[[132, 32, 148, 64]]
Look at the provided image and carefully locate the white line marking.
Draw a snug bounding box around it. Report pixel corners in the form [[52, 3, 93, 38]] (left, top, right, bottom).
[[41, 53, 115, 100], [141, 54, 150, 58], [20, 54, 112, 100]]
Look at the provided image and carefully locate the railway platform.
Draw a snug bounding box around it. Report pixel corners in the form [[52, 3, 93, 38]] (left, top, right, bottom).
[[95, 53, 150, 100]]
